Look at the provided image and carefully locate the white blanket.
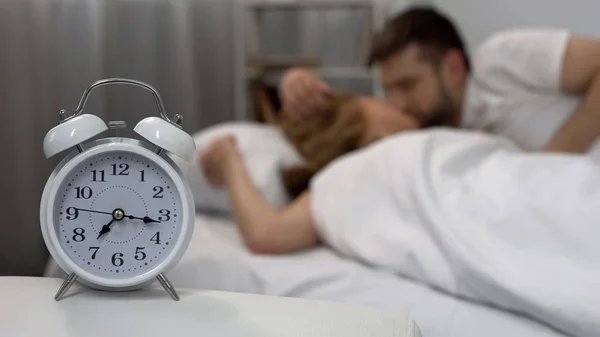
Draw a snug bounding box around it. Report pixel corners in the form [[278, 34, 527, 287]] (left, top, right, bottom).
[[310, 128, 600, 337]]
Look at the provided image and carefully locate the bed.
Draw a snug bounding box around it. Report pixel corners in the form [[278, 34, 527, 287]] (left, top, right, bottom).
[[159, 213, 568, 337], [43, 212, 566, 337]]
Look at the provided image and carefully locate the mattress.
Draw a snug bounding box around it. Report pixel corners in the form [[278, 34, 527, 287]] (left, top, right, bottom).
[[45, 214, 567, 337]]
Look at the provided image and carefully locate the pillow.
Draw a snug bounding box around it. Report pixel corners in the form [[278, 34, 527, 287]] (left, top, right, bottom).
[[169, 122, 304, 214]]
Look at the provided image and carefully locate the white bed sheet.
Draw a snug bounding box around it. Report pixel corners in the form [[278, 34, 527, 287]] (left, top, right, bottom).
[[168, 214, 568, 337], [43, 213, 568, 337]]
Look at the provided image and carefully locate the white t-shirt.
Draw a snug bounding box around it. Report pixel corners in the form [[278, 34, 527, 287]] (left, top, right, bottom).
[[461, 28, 600, 158]]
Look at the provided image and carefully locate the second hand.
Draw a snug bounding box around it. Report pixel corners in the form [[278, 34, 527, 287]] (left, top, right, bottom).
[[74, 208, 113, 216]]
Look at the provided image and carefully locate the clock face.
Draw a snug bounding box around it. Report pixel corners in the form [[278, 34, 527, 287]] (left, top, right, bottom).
[[52, 150, 183, 280]]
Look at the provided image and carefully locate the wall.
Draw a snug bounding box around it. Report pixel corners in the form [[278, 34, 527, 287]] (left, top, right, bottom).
[[429, 0, 600, 50]]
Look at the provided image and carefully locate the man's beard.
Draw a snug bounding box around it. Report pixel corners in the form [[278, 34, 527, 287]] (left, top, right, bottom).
[[422, 85, 456, 128]]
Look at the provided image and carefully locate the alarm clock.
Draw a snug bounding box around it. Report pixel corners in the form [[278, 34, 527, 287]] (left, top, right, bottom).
[[40, 78, 196, 301]]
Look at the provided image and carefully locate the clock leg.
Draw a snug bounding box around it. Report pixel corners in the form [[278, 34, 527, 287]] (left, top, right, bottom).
[[54, 272, 78, 301], [156, 273, 179, 301]]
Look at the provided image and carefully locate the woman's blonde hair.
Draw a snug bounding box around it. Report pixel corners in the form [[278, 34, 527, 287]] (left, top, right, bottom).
[[275, 94, 367, 198]]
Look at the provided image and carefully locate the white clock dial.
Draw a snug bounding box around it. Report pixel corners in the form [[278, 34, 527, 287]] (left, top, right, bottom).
[[53, 150, 182, 280]]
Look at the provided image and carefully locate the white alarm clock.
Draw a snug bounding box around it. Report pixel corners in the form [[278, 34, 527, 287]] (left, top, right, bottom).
[[40, 78, 196, 301]]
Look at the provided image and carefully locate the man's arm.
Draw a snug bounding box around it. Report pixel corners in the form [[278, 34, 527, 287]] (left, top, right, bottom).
[[544, 37, 600, 152]]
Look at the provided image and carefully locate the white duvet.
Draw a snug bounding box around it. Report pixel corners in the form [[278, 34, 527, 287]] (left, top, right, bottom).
[[310, 128, 600, 337]]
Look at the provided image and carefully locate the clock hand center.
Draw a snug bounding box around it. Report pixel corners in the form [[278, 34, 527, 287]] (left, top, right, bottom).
[[112, 208, 125, 221]]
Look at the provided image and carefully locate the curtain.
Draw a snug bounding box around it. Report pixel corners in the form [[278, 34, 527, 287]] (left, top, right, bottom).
[[0, 0, 236, 276]]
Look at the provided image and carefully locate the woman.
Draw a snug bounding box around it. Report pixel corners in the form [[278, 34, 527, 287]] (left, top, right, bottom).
[[199, 94, 419, 254]]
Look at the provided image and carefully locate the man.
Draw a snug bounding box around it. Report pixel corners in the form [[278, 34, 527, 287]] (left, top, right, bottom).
[[280, 6, 600, 155]]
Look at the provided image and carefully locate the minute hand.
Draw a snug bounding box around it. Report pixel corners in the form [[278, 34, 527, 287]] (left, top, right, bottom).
[[125, 214, 161, 224]]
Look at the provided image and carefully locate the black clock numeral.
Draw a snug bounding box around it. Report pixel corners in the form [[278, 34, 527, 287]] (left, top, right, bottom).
[[111, 163, 129, 176], [153, 186, 164, 198], [140, 170, 146, 182], [73, 228, 86, 242], [89, 246, 99, 260], [158, 209, 171, 221], [65, 207, 79, 220], [150, 232, 161, 245], [75, 186, 92, 199], [91, 170, 106, 182], [111, 252, 124, 267], [134, 247, 146, 261]]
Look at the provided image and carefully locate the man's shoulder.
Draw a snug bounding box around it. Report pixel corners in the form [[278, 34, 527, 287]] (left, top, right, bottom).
[[473, 28, 570, 58], [470, 28, 570, 91]]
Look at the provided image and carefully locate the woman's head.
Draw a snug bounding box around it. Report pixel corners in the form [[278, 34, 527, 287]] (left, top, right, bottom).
[[277, 93, 418, 197]]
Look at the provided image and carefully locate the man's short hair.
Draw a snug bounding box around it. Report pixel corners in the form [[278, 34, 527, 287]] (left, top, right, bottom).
[[367, 6, 470, 69]]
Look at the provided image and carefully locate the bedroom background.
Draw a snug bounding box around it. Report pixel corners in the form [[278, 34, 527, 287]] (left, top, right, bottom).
[[0, 0, 400, 277], [1, 0, 599, 277]]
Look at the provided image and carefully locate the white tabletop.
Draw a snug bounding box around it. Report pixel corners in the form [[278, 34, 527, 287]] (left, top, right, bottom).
[[0, 276, 421, 337]]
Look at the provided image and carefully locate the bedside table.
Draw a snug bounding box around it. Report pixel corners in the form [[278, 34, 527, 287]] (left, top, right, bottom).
[[0, 276, 421, 337]]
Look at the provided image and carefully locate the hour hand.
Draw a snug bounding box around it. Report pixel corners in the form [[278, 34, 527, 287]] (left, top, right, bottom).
[[97, 219, 115, 239]]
